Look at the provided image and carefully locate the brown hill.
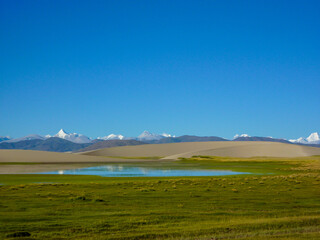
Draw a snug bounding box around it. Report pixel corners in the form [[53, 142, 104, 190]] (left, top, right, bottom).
[[82, 141, 320, 159]]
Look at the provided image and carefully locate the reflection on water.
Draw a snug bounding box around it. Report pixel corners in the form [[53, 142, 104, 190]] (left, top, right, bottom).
[[40, 165, 249, 177]]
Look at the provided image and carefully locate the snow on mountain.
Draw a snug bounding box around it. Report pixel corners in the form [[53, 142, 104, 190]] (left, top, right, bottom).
[[98, 134, 125, 140], [4, 134, 45, 143], [53, 129, 92, 144], [0, 136, 11, 142], [55, 129, 69, 139], [161, 133, 175, 138], [233, 133, 250, 139], [306, 132, 320, 143], [97, 131, 174, 141], [137, 131, 163, 141], [289, 137, 307, 144], [289, 132, 320, 145], [137, 131, 173, 141]]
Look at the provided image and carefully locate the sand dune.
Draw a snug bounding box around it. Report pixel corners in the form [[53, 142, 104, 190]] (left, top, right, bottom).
[[82, 141, 320, 159], [81, 142, 245, 157], [0, 149, 155, 164], [0, 149, 105, 163], [1, 142, 320, 166], [163, 142, 320, 159]]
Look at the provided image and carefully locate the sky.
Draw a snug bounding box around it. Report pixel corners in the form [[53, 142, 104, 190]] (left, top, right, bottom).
[[0, 0, 319, 140]]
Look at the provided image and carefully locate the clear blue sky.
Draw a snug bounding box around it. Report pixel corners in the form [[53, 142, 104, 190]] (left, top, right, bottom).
[[0, 0, 319, 139]]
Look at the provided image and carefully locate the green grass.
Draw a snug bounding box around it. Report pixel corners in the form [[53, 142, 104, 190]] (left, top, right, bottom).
[[0, 156, 320, 239]]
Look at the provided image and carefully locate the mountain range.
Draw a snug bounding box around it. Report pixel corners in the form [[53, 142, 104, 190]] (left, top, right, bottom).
[[96, 131, 174, 141], [0, 137, 90, 152], [3, 134, 45, 143], [97, 134, 125, 140], [233, 136, 291, 144], [289, 132, 320, 145], [0, 130, 319, 152], [137, 131, 174, 141], [47, 129, 92, 143]]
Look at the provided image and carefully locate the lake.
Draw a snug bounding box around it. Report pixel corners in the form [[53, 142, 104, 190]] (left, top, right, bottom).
[[40, 165, 249, 177]]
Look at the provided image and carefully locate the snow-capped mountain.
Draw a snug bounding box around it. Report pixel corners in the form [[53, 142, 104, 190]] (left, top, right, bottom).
[[233, 133, 250, 139], [289, 132, 320, 145], [0, 136, 11, 142], [289, 137, 308, 144], [50, 129, 92, 144], [98, 134, 125, 140], [307, 132, 320, 143], [3, 134, 45, 143], [161, 133, 175, 138], [97, 131, 174, 141], [137, 131, 174, 141], [2, 130, 319, 146]]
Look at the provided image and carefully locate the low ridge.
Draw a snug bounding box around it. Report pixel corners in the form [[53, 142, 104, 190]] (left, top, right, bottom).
[[76, 139, 147, 153]]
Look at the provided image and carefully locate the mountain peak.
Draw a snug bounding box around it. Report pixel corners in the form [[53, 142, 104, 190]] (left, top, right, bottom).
[[107, 134, 124, 140], [233, 133, 250, 139], [138, 130, 151, 136], [289, 132, 320, 144], [307, 132, 320, 142], [98, 134, 125, 140], [58, 129, 68, 134], [138, 130, 173, 141], [0, 136, 10, 138], [56, 129, 68, 138], [161, 133, 174, 138], [53, 129, 91, 143]]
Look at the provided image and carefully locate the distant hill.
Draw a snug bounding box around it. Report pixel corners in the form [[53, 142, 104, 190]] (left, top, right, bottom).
[[3, 134, 45, 143], [0, 137, 90, 152], [295, 143, 320, 148], [233, 136, 291, 144], [0, 139, 44, 150], [177, 135, 228, 142], [150, 137, 181, 144], [90, 139, 104, 144], [147, 135, 228, 144], [76, 139, 147, 152]]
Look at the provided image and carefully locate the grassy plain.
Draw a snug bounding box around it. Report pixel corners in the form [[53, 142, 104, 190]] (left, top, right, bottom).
[[0, 156, 320, 239]]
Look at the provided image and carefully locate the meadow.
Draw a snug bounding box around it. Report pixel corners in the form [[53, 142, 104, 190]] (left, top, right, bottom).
[[0, 156, 320, 239]]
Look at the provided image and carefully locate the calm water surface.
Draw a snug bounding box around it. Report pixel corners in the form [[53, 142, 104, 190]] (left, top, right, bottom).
[[41, 165, 249, 177]]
